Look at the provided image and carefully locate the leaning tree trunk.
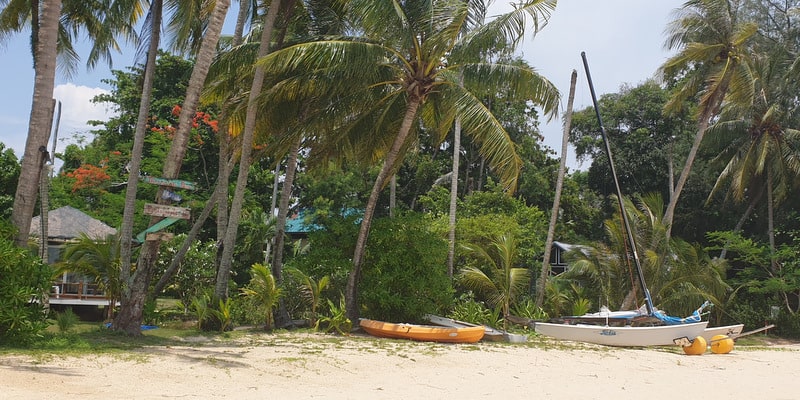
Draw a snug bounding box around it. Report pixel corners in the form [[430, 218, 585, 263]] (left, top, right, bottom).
[[215, 0, 282, 301], [663, 71, 733, 239], [12, 0, 60, 248], [213, 0, 250, 273], [536, 70, 577, 308], [113, 0, 163, 335], [346, 99, 421, 322], [115, 0, 230, 335], [150, 158, 234, 299], [271, 136, 301, 327]]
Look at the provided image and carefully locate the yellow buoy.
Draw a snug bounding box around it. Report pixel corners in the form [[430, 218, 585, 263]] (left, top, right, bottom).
[[710, 334, 734, 354], [683, 336, 707, 355]]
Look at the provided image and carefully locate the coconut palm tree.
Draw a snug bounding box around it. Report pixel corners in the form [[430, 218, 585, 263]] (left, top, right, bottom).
[[704, 55, 800, 268], [660, 0, 757, 238], [240, 263, 283, 330], [114, 0, 165, 335], [115, 0, 231, 335], [566, 194, 729, 316], [459, 233, 530, 332], [214, 0, 283, 303], [57, 233, 123, 320], [257, 0, 559, 321], [2, 0, 143, 247]]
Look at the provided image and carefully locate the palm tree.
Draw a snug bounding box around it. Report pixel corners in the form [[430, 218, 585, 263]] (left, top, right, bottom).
[[115, 0, 231, 335], [2, 0, 143, 247], [704, 55, 800, 268], [660, 0, 757, 238], [566, 194, 729, 316], [57, 233, 123, 320], [258, 0, 559, 321], [459, 233, 530, 332], [285, 267, 330, 327], [215, 0, 283, 303], [240, 263, 283, 330], [6, 0, 60, 247], [114, 0, 164, 335], [537, 69, 577, 308]]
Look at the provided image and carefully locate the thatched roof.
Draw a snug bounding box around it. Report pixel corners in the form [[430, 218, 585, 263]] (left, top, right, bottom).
[[30, 206, 117, 241]]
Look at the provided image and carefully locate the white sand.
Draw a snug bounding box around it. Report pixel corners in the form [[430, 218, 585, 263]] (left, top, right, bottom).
[[1, 332, 797, 399]]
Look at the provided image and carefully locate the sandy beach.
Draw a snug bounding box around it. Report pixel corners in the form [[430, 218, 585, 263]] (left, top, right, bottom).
[[1, 332, 797, 399]]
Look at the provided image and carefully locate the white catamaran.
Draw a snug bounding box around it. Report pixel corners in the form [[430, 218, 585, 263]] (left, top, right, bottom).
[[532, 53, 719, 347]]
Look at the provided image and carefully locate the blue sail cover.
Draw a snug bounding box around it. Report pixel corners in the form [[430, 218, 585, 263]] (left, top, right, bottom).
[[652, 301, 710, 325]]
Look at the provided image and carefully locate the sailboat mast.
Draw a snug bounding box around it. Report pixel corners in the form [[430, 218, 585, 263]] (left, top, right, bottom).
[[581, 52, 655, 316]]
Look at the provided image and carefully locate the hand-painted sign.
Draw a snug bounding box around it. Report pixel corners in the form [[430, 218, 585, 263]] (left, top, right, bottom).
[[145, 232, 175, 242], [143, 203, 191, 220], [140, 176, 197, 191]]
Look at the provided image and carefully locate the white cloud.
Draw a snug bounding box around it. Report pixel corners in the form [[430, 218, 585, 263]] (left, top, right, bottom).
[[52, 83, 116, 141]]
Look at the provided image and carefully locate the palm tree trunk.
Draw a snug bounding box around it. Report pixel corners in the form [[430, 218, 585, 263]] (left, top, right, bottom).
[[264, 162, 281, 265], [663, 73, 732, 239], [767, 168, 777, 273], [271, 136, 301, 327], [162, 0, 231, 178], [116, 0, 230, 335], [114, 0, 163, 335], [11, 0, 60, 247], [151, 159, 234, 298], [446, 116, 462, 278], [537, 70, 577, 308], [215, 0, 282, 300], [345, 99, 421, 322]]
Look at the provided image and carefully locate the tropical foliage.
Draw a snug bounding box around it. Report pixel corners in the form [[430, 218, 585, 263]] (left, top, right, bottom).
[[4, 0, 800, 341]]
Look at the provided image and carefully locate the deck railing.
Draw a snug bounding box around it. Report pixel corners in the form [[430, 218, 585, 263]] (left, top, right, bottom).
[[51, 282, 107, 300]]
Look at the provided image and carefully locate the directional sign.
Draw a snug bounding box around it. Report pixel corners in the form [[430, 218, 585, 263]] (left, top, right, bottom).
[[136, 217, 180, 243], [145, 232, 174, 242], [140, 176, 197, 191], [143, 203, 191, 220]]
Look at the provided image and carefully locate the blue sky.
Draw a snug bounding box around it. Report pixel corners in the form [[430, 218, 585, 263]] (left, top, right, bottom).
[[0, 0, 685, 171]]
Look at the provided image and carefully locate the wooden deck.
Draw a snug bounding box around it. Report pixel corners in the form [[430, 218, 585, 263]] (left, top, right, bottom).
[[49, 282, 116, 306]]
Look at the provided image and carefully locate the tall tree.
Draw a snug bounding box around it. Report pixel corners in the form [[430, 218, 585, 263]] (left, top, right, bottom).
[[8, 0, 61, 247], [536, 69, 576, 308], [115, 0, 231, 334], [114, 0, 164, 334], [259, 0, 559, 322], [705, 55, 800, 267], [2, 0, 143, 247], [215, 0, 283, 302], [660, 0, 757, 238]]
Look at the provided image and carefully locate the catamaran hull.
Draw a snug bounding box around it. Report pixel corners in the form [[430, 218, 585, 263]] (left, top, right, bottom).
[[534, 321, 709, 347], [702, 324, 744, 341]]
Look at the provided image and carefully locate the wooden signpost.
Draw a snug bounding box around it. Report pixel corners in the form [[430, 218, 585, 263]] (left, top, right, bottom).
[[135, 176, 197, 242], [143, 203, 191, 220], [145, 232, 175, 242], [140, 176, 197, 191]]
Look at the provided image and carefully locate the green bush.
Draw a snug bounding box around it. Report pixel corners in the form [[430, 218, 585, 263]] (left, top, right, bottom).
[[359, 212, 453, 322], [56, 308, 79, 332], [0, 237, 53, 344], [449, 293, 498, 326], [774, 311, 800, 339]]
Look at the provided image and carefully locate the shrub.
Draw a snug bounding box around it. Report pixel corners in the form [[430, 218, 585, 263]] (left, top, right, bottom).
[[0, 237, 53, 344], [359, 213, 453, 322], [56, 308, 79, 332]]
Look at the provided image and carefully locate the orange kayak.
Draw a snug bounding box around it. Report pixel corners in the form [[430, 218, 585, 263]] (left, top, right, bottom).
[[359, 319, 485, 343]]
